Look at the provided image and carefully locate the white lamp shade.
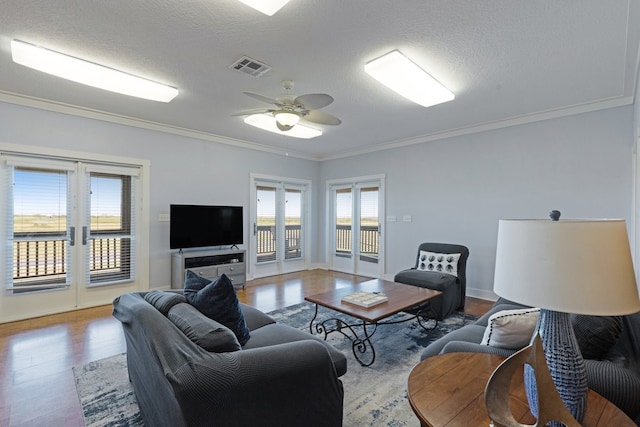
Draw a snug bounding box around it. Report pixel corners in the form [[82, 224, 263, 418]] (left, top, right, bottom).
[[493, 219, 640, 315]]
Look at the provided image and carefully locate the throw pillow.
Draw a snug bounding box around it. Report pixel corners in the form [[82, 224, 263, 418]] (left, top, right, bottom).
[[183, 271, 250, 345], [144, 290, 186, 316], [481, 307, 541, 350], [571, 314, 623, 359], [168, 303, 241, 353], [417, 251, 461, 277]]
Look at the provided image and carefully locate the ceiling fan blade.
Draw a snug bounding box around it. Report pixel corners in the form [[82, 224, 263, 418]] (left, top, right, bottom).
[[243, 91, 278, 105], [231, 108, 272, 117], [294, 93, 334, 110], [303, 110, 342, 126]]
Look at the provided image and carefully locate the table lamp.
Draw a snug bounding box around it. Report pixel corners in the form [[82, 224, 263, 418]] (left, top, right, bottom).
[[491, 212, 640, 423]]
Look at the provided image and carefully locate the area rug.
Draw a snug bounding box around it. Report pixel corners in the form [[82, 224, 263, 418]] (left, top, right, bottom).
[[74, 302, 477, 426]]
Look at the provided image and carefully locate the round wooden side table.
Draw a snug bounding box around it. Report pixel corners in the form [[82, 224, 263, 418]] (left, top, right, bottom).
[[407, 352, 635, 427]]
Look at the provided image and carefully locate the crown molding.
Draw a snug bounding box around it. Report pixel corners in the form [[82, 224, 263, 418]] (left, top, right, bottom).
[[0, 90, 633, 163], [318, 96, 635, 161]]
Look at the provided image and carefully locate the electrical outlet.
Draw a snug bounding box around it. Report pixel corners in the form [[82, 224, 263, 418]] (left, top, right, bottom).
[[158, 213, 170, 222], [387, 215, 397, 222], [403, 215, 412, 222]]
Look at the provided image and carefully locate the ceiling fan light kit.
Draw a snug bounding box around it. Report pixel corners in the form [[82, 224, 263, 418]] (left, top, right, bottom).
[[244, 114, 322, 139], [237, 0, 291, 16], [10, 39, 178, 102], [365, 50, 454, 108], [274, 111, 301, 127]]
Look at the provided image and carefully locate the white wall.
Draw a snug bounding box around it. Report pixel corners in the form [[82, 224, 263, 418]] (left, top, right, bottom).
[[0, 101, 321, 289], [1, 101, 635, 300], [320, 106, 635, 299]]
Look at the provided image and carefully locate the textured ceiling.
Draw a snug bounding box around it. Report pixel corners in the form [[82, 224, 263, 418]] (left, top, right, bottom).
[[0, 1, 638, 160]]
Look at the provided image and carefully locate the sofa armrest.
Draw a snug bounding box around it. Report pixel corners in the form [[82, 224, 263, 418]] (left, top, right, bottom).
[[440, 341, 518, 358], [168, 340, 344, 427], [240, 303, 276, 331], [585, 359, 640, 421]]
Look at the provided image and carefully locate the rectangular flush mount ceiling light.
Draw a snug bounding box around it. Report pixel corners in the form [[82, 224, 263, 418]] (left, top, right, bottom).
[[237, 0, 291, 16], [244, 114, 322, 139], [11, 39, 179, 102], [364, 50, 454, 108]]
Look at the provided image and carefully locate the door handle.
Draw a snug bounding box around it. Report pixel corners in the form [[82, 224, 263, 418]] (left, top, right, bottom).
[[69, 227, 75, 246], [82, 226, 88, 246]]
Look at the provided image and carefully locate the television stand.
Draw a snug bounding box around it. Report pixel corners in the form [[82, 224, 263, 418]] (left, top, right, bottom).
[[172, 248, 246, 290]]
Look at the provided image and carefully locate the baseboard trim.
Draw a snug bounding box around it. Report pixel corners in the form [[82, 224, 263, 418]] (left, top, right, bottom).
[[466, 287, 497, 301]]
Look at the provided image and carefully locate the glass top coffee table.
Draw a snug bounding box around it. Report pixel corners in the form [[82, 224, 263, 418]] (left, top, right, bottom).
[[304, 278, 441, 366]]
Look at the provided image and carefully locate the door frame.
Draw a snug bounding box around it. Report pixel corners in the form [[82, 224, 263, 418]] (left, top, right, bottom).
[[326, 174, 385, 278], [0, 142, 150, 323], [249, 173, 311, 280]]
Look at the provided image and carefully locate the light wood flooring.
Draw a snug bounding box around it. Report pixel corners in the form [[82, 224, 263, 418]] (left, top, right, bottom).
[[0, 270, 493, 426]]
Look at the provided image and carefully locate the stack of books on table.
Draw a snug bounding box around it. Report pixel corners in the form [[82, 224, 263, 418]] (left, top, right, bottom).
[[341, 291, 388, 308]]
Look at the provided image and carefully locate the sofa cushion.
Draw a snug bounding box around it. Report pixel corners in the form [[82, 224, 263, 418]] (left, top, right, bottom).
[[475, 302, 531, 327], [168, 303, 241, 352], [242, 323, 348, 377], [183, 271, 251, 346], [480, 307, 540, 350], [572, 314, 623, 360], [144, 290, 186, 315], [417, 251, 461, 277]]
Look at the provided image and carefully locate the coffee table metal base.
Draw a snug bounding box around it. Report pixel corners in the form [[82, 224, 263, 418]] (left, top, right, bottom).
[[308, 303, 437, 366]]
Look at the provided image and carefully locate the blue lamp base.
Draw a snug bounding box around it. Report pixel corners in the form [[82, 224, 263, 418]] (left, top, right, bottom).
[[525, 309, 587, 424]]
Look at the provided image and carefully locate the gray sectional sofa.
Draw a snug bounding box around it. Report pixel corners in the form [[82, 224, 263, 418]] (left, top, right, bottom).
[[113, 291, 347, 427], [421, 298, 640, 424]]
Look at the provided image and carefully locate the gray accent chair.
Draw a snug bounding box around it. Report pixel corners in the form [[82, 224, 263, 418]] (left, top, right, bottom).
[[421, 298, 640, 424], [113, 291, 346, 427], [394, 243, 469, 320]]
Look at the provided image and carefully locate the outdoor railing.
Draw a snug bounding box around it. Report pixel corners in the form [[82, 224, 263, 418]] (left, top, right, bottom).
[[335, 224, 379, 257], [256, 224, 301, 262], [13, 233, 67, 285], [12, 232, 128, 286]]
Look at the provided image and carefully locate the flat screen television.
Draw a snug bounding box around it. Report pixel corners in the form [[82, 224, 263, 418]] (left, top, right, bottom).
[[170, 204, 243, 249]]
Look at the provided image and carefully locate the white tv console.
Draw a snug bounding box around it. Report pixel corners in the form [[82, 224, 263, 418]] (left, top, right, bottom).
[[172, 248, 246, 289]]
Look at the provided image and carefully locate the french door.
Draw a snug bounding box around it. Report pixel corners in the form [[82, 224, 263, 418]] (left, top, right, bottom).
[[0, 150, 146, 322], [328, 175, 384, 278], [250, 174, 310, 278]]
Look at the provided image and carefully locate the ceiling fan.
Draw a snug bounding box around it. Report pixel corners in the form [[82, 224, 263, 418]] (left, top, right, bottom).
[[234, 80, 341, 131]]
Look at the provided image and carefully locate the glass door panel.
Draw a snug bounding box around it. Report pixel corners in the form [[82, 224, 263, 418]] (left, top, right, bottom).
[[359, 187, 379, 263], [12, 168, 71, 291], [335, 188, 352, 257], [256, 186, 277, 263], [87, 173, 134, 284], [285, 189, 302, 260]]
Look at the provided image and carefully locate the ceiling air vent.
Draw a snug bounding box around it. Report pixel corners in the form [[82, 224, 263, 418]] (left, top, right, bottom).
[[230, 56, 271, 77]]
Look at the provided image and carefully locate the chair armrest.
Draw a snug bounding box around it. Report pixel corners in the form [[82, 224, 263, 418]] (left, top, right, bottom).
[[440, 341, 517, 358], [168, 340, 344, 427]]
